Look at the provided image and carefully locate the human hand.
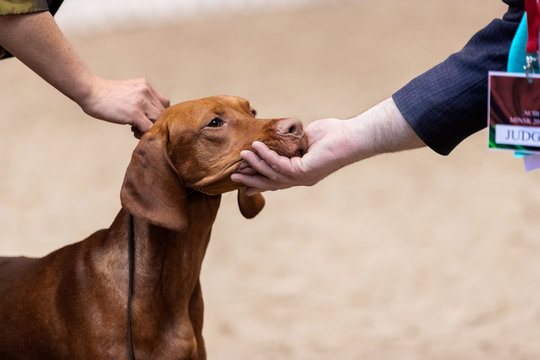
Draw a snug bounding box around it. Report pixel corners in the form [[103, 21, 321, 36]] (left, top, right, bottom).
[[0, 12, 170, 137], [231, 117, 356, 195], [79, 77, 170, 138], [231, 98, 426, 195]]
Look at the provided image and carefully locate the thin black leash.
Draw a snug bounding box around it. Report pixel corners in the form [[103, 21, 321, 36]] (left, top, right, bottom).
[[127, 214, 136, 360]]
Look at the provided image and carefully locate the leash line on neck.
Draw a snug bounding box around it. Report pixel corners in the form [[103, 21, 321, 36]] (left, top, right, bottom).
[[127, 213, 136, 360]]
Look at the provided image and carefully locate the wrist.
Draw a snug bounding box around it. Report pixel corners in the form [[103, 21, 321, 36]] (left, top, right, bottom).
[[340, 115, 379, 165], [345, 98, 425, 163], [71, 74, 103, 112]]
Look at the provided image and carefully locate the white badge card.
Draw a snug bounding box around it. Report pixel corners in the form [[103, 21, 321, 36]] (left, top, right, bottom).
[[488, 71, 540, 154]]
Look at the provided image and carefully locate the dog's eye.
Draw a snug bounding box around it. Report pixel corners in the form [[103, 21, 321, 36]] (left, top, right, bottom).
[[251, 109, 257, 117], [207, 118, 225, 128]]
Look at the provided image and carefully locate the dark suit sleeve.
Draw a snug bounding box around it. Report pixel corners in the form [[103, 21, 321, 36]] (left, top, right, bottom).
[[392, 0, 525, 155]]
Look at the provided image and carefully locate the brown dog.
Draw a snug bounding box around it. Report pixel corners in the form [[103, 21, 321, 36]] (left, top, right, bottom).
[[0, 96, 307, 360]]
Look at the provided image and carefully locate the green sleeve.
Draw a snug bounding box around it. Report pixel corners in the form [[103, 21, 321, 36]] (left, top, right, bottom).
[[0, 0, 50, 16]]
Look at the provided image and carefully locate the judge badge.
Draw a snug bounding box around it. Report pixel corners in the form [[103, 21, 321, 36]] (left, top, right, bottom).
[[488, 0, 540, 171]]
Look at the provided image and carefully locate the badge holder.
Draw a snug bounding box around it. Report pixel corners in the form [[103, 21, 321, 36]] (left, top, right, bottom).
[[488, 0, 540, 171]]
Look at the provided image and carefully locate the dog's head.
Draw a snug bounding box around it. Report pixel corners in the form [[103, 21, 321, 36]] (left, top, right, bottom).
[[120, 95, 307, 232]]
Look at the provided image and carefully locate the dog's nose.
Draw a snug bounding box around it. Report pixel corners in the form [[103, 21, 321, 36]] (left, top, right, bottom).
[[276, 118, 304, 137]]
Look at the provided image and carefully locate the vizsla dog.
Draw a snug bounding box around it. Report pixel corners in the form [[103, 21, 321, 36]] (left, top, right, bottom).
[[0, 96, 307, 360]]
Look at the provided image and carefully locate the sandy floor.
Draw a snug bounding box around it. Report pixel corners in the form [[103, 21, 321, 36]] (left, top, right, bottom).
[[2, 0, 540, 359]]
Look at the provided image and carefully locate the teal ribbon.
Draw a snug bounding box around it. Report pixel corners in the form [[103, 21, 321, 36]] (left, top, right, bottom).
[[506, 13, 538, 158], [508, 14, 530, 72]]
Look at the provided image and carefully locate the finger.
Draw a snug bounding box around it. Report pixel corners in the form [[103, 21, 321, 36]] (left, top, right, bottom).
[[143, 93, 165, 116], [230, 173, 278, 190], [132, 113, 154, 133], [245, 187, 264, 196], [239, 150, 282, 180], [235, 165, 258, 175], [149, 85, 170, 109], [144, 103, 162, 123], [251, 141, 292, 173], [251, 141, 274, 161]]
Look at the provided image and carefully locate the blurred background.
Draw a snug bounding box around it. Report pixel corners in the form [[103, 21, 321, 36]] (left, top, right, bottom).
[[1, 0, 540, 359]]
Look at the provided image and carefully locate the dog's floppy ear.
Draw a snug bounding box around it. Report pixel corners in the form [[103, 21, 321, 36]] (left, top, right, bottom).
[[121, 133, 188, 232], [237, 188, 265, 219]]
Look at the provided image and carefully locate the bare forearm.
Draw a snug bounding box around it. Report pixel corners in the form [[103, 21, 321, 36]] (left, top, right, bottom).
[[0, 11, 170, 133], [0, 11, 94, 103], [343, 97, 426, 164]]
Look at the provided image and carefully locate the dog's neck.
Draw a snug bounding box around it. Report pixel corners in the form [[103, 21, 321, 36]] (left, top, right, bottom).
[[105, 191, 221, 318]]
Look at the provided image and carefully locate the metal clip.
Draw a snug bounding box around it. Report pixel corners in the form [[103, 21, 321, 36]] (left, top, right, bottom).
[[524, 55, 538, 83]]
